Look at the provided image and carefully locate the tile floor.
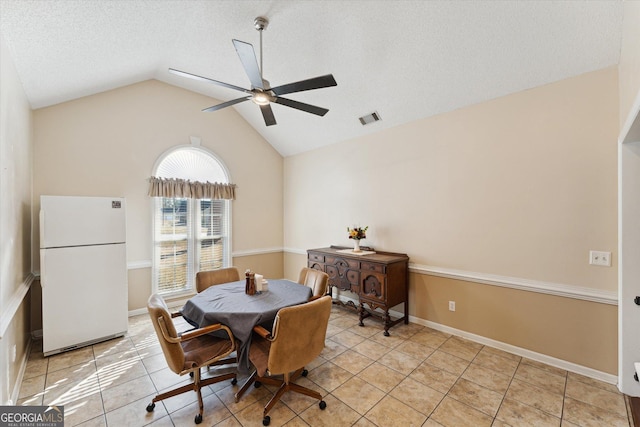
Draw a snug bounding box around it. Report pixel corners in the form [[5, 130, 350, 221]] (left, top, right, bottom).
[[18, 305, 634, 427]]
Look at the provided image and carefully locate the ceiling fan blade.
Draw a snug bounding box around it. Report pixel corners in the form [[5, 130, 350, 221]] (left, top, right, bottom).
[[274, 97, 329, 116], [232, 39, 264, 90], [202, 96, 251, 112], [169, 68, 250, 93], [270, 74, 337, 96], [260, 104, 277, 126]]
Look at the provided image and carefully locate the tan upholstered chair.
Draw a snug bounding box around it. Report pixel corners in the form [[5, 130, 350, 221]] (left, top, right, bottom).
[[235, 295, 332, 426], [297, 267, 329, 301], [146, 294, 237, 424], [196, 267, 240, 293]]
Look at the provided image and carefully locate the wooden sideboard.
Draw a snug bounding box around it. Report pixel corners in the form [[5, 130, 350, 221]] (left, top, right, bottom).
[[307, 246, 409, 336]]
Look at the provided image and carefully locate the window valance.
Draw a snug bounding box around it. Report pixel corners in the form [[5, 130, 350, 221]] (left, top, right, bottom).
[[148, 176, 236, 200]]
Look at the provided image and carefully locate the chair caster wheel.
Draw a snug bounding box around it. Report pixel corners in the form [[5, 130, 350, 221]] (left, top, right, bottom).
[[146, 402, 155, 412], [254, 381, 262, 388], [195, 414, 202, 424], [262, 415, 271, 426], [302, 369, 308, 377], [231, 378, 237, 385], [319, 400, 327, 410]]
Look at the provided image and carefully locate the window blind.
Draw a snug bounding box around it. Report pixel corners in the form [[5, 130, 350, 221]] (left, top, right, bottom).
[[151, 147, 232, 297], [153, 197, 192, 295]]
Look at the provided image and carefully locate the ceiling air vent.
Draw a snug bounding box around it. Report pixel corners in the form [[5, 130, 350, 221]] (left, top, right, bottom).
[[359, 111, 381, 126]]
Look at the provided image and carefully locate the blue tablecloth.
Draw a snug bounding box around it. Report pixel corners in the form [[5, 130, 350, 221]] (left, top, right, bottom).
[[181, 279, 312, 373]]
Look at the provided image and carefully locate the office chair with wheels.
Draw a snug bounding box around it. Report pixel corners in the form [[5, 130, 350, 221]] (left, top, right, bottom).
[[235, 295, 332, 426], [146, 293, 237, 424]]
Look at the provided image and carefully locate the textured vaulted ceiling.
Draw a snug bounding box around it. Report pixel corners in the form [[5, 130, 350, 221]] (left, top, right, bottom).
[[0, 0, 624, 157]]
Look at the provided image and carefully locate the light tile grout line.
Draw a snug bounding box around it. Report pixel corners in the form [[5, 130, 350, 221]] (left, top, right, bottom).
[[22, 311, 631, 427]]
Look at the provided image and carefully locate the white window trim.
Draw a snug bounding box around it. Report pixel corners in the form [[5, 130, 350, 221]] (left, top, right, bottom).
[[150, 144, 233, 297]]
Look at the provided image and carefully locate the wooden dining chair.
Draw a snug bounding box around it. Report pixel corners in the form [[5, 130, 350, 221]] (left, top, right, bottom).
[[146, 293, 237, 424], [297, 267, 329, 300], [236, 295, 332, 426], [196, 267, 240, 293]]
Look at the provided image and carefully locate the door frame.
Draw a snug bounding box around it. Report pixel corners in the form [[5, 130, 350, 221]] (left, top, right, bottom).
[[618, 94, 640, 396]]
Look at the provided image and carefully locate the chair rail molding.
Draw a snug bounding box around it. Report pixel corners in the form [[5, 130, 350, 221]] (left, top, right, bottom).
[[410, 263, 617, 305], [232, 247, 283, 257], [127, 260, 151, 270], [284, 247, 307, 256], [282, 248, 616, 305]]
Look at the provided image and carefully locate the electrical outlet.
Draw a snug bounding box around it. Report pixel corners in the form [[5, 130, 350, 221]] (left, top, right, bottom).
[[589, 250, 611, 267], [448, 301, 456, 312], [11, 344, 17, 363]]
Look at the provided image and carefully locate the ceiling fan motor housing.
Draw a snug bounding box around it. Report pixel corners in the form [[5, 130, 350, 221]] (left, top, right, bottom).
[[254, 17, 268, 31]]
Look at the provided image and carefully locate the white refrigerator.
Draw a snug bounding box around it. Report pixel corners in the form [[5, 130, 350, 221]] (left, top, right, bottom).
[[40, 195, 128, 356]]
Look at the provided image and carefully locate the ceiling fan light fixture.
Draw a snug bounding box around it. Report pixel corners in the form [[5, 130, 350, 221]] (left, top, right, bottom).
[[252, 92, 272, 105]]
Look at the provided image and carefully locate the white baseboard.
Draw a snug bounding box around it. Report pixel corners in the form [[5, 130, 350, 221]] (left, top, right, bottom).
[[332, 292, 617, 385], [406, 313, 618, 385]]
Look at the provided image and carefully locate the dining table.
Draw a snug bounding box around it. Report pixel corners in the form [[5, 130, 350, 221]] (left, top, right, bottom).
[[181, 279, 312, 373]]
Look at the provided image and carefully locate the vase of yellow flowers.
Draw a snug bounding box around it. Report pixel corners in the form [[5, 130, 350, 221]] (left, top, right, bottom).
[[347, 226, 368, 252]]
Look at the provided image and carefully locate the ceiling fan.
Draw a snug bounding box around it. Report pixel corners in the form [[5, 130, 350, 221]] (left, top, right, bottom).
[[169, 16, 337, 126]]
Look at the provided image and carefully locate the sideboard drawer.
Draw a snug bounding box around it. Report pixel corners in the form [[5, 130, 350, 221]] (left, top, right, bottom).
[[308, 253, 324, 262], [360, 262, 386, 274], [326, 256, 359, 270]]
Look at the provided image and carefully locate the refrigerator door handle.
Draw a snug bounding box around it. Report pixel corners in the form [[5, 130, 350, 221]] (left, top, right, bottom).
[[40, 251, 45, 288], [39, 209, 45, 247], [40, 209, 45, 288]]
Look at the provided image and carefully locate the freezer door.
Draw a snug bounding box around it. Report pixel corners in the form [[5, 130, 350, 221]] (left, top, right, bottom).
[[40, 195, 126, 248], [41, 243, 128, 355]]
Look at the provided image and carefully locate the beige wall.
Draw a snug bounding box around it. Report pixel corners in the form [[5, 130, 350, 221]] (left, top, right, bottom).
[[619, 1, 640, 132], [411, 274, 617, 374], [284, 67, 619, 374], [32, 80, 284, 312], [285, 67, 618, 291], [0, 34, 34, 404], [233, 252, 284, 281]]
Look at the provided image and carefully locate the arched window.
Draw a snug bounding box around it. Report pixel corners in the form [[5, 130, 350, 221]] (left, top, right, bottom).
[[151, 146, 232, 296]]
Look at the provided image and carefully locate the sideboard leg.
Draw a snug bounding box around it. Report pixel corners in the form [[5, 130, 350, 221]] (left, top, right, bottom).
[[358, 303, 366, 327], [404, 302, 409, 324], [383, 311, 391, 336]]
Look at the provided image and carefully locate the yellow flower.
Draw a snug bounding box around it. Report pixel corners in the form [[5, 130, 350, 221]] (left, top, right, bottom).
[[347, 225, 368, 240]]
